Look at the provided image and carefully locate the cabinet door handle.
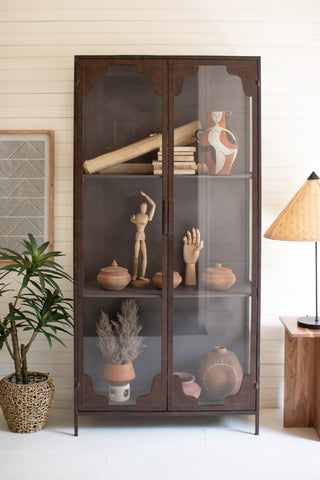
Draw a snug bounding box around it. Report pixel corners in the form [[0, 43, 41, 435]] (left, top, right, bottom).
[[162, 199, 168, 235]]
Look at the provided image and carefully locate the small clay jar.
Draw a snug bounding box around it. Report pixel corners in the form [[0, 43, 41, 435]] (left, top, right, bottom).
[[152, 271, 182, 289], [174, 372, 201, 399], [97, 260, 131, 291], [201, 263, 236, 291]]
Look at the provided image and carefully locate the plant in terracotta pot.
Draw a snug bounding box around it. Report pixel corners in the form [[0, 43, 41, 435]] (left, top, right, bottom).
[[97, 299, 144, 402], [0, 234, 73, 433]]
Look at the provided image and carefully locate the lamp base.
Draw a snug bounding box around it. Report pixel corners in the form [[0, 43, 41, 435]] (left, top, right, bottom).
[[297, 316, 320, 329]]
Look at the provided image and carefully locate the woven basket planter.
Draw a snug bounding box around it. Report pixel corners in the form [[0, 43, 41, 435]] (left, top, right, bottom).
[[0, 372, 55, 433]]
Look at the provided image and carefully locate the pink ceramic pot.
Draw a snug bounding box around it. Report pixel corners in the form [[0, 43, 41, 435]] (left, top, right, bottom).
[[97, 260, 131, 290], [201, 263, 236, 291], [174, 372, 201, 399]]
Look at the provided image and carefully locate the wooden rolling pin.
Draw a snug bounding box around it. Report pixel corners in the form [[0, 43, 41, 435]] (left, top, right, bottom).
[[83, 120, 200, 175]]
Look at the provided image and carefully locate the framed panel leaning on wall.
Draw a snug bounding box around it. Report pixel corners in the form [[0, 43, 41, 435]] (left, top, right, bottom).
[[0, 130, 54, 255]]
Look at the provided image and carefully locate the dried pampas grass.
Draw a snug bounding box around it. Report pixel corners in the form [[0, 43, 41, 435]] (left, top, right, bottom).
[[97, 299, 145, 364]]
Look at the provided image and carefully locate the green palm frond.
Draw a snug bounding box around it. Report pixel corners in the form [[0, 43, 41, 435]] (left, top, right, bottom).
[[0, 234, 73, 380]]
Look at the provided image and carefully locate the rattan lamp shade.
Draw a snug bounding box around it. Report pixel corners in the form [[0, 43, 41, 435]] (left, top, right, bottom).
[[264, 171, 320, 328], [264, 172, 320, 242]]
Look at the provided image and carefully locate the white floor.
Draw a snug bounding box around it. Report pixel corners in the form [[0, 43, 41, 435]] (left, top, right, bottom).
[[0, 408, 319, 480]]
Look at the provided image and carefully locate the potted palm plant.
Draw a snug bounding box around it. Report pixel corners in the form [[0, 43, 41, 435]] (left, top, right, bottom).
[[0, 234, 73, 433]]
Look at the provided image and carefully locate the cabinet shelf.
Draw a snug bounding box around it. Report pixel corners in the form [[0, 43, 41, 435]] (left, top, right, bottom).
[[174, 173, 253, 180], [83, 173, 252, 180], [83, 174, 161, 180], [173, 282, 252, 297], [83, 283, 162, 298], [83, 282, 251, 298]]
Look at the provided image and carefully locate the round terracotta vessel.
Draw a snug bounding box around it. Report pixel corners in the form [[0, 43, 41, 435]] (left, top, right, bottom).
[[152, 271, 182, 289], [198, 346, 243, 401], [201, 263, 236, 291], [174, 372, 201, 399], [97, 260, 131, 291]]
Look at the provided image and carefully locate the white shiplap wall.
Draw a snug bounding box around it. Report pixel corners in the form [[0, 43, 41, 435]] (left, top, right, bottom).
[[1, 0, 320, 409]]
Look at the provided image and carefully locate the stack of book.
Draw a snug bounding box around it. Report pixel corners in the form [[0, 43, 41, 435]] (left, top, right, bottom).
[[152, 146, 197, 175]]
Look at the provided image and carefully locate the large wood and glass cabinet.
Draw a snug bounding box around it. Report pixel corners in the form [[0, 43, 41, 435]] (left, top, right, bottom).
[[73, 55, 261, 435]]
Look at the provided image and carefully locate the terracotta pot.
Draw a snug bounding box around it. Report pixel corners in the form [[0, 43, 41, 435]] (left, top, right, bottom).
[[104, 362, 136, 386], [152, 271, 182, 289], [198, 346, 243, 401], [201, 263, 236, 291], [195, 111, 238, 175], [174, 372, 201, 399], [97, 260, 131, 291], [104, 362, 136, 403]]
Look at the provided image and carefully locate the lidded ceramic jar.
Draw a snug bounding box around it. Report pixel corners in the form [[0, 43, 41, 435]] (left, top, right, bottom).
[[201, 263, 236, 291], [174, 372, 201, 399], [152, 271, 182, 289], [198, 346, 243, 401], [97, 260, 131, 291]]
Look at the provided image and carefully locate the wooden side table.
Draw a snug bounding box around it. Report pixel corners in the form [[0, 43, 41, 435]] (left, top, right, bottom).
[[280, 316, 320, 438]]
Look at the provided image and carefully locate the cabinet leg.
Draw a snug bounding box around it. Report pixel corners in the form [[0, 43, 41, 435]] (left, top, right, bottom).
[[74, 411, 79, 436], [255, 412, 259, 435]]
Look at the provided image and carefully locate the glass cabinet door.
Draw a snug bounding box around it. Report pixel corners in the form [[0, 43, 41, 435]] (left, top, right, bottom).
[[169, 59, 259, 411], [75, 58, 167, 411]]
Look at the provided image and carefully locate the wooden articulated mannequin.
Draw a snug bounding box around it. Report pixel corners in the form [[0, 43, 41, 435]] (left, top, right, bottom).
[[130, 191, 156, 287]]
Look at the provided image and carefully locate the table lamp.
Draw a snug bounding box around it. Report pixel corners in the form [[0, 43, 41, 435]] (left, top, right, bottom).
[[264, 171, 320, 329]]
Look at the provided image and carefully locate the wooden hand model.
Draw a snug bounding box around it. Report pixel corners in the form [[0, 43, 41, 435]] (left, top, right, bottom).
[[183, 228, 203, 285], [130, 191, 156, 286]]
